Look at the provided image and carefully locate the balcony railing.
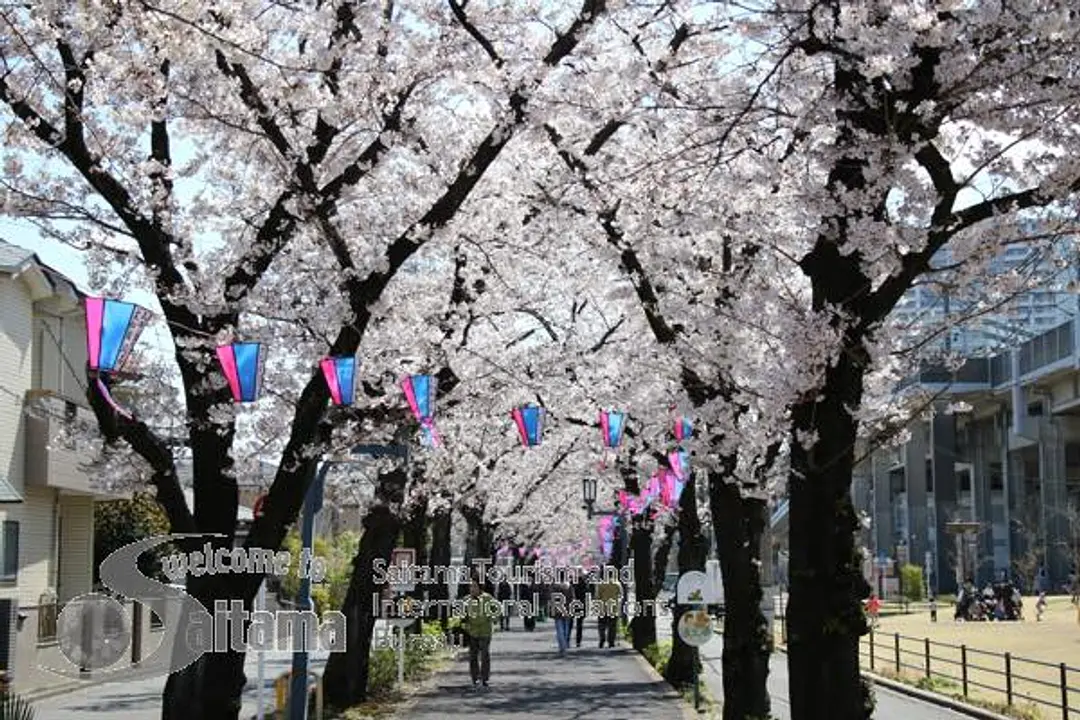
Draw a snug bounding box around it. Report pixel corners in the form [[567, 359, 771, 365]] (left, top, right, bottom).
[[24, 392, 107, 496], [1018, 320, 1074, 376]]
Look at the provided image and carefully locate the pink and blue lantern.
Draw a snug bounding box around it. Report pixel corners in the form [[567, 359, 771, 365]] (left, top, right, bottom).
[[599, 409, 626, 449], [668, 448, 690, 481], [216, 342, 265, 403], [85, 297, 151, 418], [674, 416, 693, 442], [401, 374, 440, 446], [663, 470, 686, 507], [320, 356, 358, 406], [511, 404, 544, 447]]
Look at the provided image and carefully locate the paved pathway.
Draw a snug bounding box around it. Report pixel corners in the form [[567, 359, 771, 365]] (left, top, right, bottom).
[[657, 620, 970, 719], [404, 620, 692, 719], [30, 650, 329, 720]]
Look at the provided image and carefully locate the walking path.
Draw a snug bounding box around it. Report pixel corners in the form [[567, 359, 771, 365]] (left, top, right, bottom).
[[656, 620, 971, 719], [404, 620, 694, 719], [29, 650, 329, 720]]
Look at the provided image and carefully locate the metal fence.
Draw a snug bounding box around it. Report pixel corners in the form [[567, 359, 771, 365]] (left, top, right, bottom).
[[860, 629, 1080, 719]]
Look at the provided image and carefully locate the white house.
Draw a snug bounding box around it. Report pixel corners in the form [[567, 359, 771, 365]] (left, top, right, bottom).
[[0, 238, 127, 690]]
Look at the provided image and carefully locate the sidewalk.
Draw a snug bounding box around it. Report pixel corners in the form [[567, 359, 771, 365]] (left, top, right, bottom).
[[655, 620, 972, 720], [29, 650, 329, 719], [403, 620, 694, 719]]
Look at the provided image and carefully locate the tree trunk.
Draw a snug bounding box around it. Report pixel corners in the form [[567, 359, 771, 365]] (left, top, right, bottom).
[[322, 468, 407, 710], [630, 521, 657, 651], [664, 475, 706, 688], [712, 475, 771, 720], [161, 588, 248, 720], [428, 505, 452, 629], [402, 498, 429, 633], [786, 348, 873, 720], [651, 523, 676, 593]]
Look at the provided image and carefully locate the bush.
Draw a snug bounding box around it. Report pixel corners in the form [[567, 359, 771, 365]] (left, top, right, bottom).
[[900, 564, 924, 601], [278, 530, 359, 615], [366, 621, 447, 696]]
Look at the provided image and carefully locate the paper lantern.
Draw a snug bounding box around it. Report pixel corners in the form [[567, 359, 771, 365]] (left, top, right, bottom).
[[669, 447, 690, 481], [401, 374, 440, 446], [598, 409, 626, 449], [511, 404, 544, 447], [216, 342, 265, 403], [85, 296, 151, 418], [674, 416, 693, 442], [320, 356, 358, 406]]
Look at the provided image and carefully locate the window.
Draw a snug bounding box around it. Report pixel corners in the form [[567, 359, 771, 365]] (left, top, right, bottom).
[[990, 462, 1004, 491], [0, 522, 18, 582]]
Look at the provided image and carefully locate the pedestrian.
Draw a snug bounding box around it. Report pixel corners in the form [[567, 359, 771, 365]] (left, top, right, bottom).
[[463, 576, 502, 689], [866, 593, 882, 628], [497, 578, 512, 631], [595, 574, 622, 648], [548, 581, 574, 656], [1036, 591, 1048, 622], [929, 595, 937, 622], [573, 570, 589, 648]]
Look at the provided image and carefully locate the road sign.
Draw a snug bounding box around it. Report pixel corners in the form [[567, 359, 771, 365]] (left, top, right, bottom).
[[389, 547, 415, 592], [677, 609, 713, 647], [675, 561, 722, 604]]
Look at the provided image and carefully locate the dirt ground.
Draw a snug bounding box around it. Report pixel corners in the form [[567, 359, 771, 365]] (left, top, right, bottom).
[[862, 595, 1080, 716]]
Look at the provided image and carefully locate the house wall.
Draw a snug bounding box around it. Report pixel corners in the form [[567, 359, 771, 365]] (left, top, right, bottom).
[[0, 274, 32, 492]]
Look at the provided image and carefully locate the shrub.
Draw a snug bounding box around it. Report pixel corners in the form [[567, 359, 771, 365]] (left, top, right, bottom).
[[900, 564, 924, 601]]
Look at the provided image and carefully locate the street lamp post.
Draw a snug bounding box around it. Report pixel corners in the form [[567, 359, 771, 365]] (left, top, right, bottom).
[[581, 478, 620, 519]]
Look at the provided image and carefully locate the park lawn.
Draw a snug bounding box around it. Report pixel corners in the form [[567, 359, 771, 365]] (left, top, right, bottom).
[[863, 596, 1080, 718]]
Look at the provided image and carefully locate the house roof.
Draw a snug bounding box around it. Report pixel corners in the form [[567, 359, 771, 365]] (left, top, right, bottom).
[[0, 476, 24, 504], [0, 239, 35, 271]]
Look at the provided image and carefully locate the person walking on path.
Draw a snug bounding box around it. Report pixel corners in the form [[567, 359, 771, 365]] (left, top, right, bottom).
[[463, 577, 502, 688], [866, 593, 883, 628], [497, 578, 512, 631], [549, 581, 574, 655], [596, 575, 621, 648], [573, 571, 589, 648]]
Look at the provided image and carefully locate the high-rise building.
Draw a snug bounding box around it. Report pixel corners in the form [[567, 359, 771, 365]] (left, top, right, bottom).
[[891, 233, 1077, 356]]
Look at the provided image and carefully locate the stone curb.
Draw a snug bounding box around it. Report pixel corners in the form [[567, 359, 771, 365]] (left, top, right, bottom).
[[628, 649, 703, 719], [23, 679, 97, 703], [863, 671, 1013, 720], [773, 644, 1011, 720]]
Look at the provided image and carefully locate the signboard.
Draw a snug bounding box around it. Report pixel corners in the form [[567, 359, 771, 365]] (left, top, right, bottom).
[[389, 547, 416, 593], [677, 609, 714, 647], [676, 561, 723, 604]]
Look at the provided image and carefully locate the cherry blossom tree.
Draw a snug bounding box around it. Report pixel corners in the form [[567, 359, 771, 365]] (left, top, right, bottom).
[[679, 2, 1080, 718], [0, 0, 654, 715]]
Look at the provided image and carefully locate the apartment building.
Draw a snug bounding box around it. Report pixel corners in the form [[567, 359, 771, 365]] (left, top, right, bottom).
[[0, 239, 128, 690]]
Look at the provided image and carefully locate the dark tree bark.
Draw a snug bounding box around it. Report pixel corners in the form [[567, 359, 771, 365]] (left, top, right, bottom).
[[651, 523, 676, 593], [664, 475, 707, 688], [402, 497, 429, 633], [712, 474, 771, 720], [785, 338, 873, 720], [629, 520, 657, 651], [322, 467, 408, 710], [428, 504, 452, 630]]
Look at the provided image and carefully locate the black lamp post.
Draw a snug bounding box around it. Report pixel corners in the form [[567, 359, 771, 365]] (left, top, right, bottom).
[[582, 478, 619, 520]]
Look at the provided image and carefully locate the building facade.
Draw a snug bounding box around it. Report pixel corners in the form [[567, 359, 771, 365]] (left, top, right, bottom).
[[0, 239, 135, 690], [855, 316, 1080, 596]]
